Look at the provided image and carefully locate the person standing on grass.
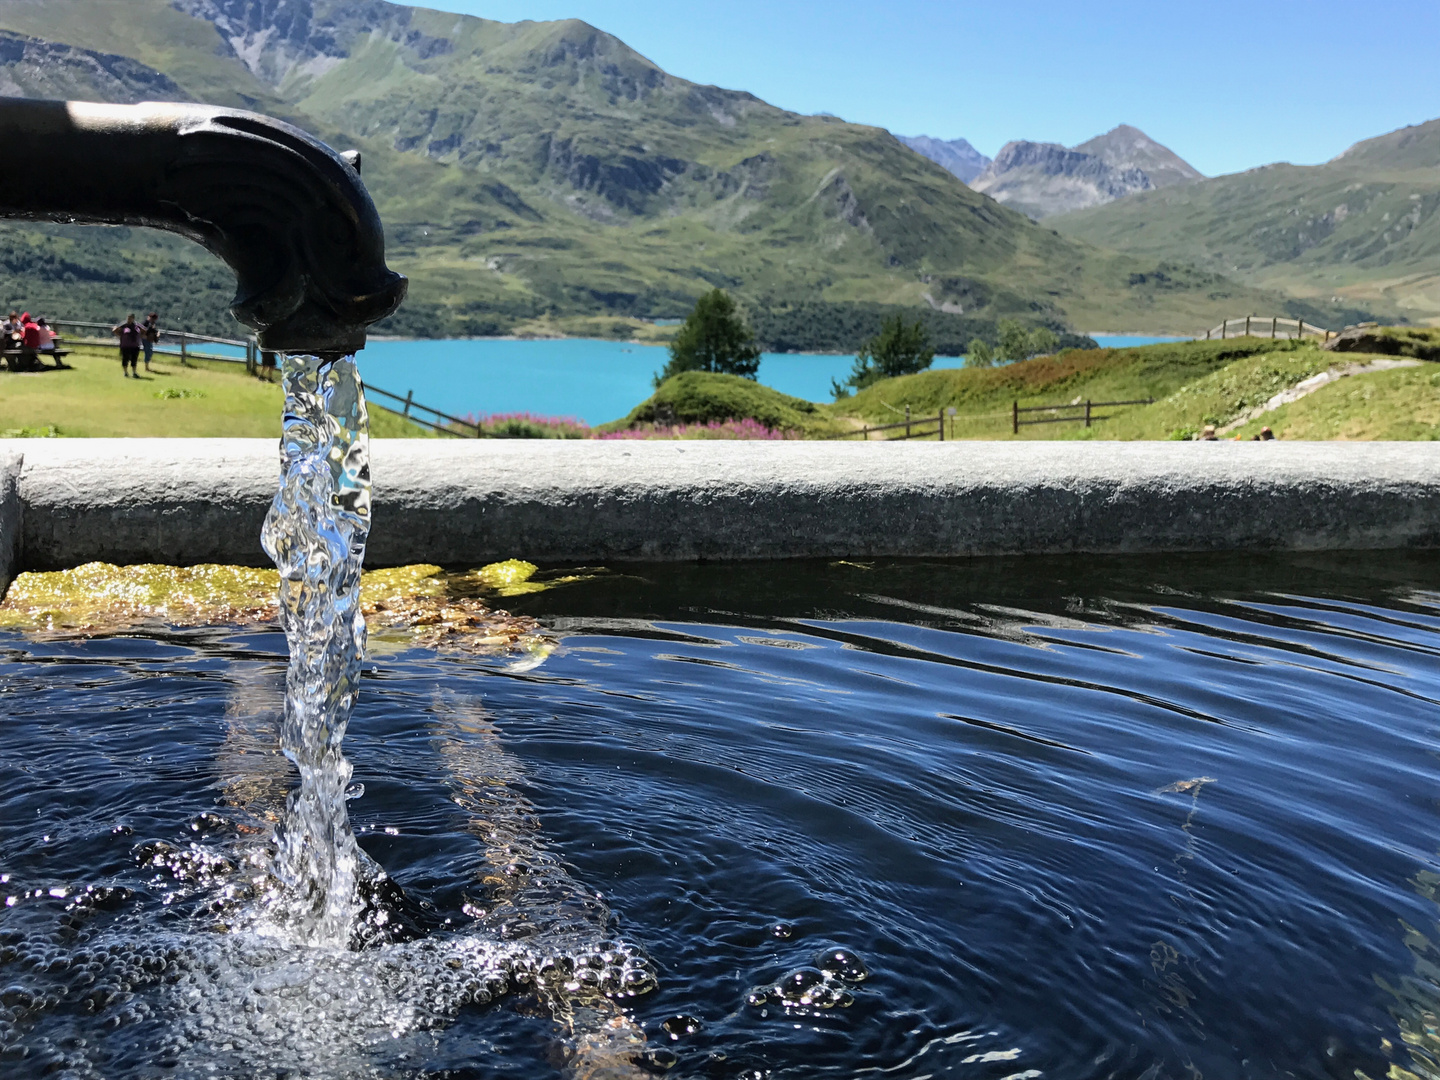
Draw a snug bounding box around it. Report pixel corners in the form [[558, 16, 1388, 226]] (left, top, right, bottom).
[[141, 312, 159, 372], [113, 313, 142, 378]]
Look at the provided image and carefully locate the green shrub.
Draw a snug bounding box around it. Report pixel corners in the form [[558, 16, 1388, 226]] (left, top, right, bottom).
[[606, 371, 825, 433]]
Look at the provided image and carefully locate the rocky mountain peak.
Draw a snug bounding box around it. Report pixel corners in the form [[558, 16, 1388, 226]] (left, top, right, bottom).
[[1074, 124, 1203, 188], [970, 139, 1153, 218], [967, 126, 1199, 219], [897, 135, 991, 184]]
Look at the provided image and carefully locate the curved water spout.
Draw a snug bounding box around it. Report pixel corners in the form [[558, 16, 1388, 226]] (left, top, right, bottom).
[[0, 97, 405, 353]]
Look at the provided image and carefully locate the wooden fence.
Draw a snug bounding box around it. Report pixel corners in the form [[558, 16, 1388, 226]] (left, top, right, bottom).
[[1199, 316, 1333, 341], [52, 319, 471, 436], [56, 318, 261, 368], [363, 386, 474, 438], [830, 405, 951, 441], [1013, 398, 1154, 433]]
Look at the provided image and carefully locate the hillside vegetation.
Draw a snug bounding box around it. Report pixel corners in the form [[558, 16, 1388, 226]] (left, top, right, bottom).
[[822, 338, 1438, 440], [1224, 364, 1440, 440], [1053, 119, 1440, 325], [830, 339, 1298, 427], [0, 0, 1371, 342]]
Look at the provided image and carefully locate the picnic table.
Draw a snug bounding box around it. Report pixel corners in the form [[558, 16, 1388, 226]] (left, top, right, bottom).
[[2, 347, 70, 372]]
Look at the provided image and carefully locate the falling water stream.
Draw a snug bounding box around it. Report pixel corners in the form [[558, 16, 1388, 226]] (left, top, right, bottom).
[[257, 353, 372, 946]]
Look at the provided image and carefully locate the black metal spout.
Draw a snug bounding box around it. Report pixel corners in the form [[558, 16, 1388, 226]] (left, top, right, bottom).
[[0, 98, 406, 355]]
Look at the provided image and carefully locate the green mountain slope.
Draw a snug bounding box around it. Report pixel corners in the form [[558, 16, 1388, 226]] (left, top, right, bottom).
[[1053, 119, 1440, 325], [0, 0, 1375, 341]]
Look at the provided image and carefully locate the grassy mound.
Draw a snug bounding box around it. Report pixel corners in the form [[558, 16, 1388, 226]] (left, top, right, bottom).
[[1095, 347, 1336, 439], [1225, 364, 1440, 440], [1324, 326, 1440, 362], [829, 338, 1307, 431], [604, 371, 836, 434]]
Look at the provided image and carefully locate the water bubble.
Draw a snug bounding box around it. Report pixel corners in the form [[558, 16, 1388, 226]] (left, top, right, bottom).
[[188, 812, 226, 834], [770, 921, 794, 939], [640, 1046, 679, 1071], [815, 947, 869, 983], [660, 1014, 702, 1040]]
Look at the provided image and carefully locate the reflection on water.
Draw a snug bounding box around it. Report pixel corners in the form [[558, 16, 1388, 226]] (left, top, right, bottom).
[[0, 553, 1439, 1078]]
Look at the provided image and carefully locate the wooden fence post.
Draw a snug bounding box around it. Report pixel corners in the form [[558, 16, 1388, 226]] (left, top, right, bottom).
[[937, 408, 944, 441], [1012, 400, 1019, 435], [1245, 315, 1251, 336], [1271, 317, 1277, 338], [904, 405, 910, 440], [180, 331, 188, 366], [1297, 318, 1305, 339], [402, 389, 414, 417], [1084, 400, 1092, 428]]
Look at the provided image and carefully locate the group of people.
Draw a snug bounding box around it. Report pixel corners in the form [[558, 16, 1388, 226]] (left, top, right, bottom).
[[2, 311, 61, 370], [112, 312, 160, 378], [1199, 424, 1276, 441]]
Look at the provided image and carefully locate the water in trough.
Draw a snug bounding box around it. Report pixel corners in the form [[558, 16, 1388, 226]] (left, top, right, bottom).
[[0, 361, 1439, 1076]]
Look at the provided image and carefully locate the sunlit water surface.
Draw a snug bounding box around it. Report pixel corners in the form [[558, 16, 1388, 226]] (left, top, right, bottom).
[[2, 554, 1440, 1079]]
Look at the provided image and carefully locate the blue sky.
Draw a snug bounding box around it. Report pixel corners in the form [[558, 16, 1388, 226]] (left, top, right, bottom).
[[418, 0, 1439, 178]]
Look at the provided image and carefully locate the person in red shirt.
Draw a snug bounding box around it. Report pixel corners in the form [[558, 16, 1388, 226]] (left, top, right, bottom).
[[112, 314, 142, 378], [18, 312, 40, 370]]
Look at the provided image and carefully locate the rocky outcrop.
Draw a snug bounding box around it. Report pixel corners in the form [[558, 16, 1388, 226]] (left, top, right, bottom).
[[0, 30, 190, 103], [1322, 325, 1440, 361], [971, 126, 1202, 219], [173, 0, 450, 88], [898, 135, 991, 184], [972, 140, 1154, 218]]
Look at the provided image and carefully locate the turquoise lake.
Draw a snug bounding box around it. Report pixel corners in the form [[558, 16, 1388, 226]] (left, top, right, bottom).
[[268, 336, 1179, 426]]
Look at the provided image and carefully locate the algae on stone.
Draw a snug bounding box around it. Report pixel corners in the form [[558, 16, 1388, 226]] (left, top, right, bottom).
[[0, 559, 586, 655]]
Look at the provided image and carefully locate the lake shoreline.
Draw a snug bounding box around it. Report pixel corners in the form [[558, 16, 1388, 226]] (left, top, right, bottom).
[[366, 332, 969, 359]]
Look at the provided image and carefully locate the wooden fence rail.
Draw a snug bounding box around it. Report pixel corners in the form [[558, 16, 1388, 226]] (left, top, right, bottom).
[[1013, 398, 1154, 433], [1199, 316, 1333, 341], [363, 385, 476, 438], [52, 318, 470, 436], [830, 405, 950, 441]]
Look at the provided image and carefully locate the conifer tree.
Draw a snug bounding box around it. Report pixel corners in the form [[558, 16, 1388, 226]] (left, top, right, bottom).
[[656, 290, 762, 385]]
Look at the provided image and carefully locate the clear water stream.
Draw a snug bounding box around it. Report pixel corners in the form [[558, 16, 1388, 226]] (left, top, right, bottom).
[[256, 353, 372, 947]]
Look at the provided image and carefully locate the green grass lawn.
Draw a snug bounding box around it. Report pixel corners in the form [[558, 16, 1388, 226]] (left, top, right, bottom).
[[0, 346, 435, 438]]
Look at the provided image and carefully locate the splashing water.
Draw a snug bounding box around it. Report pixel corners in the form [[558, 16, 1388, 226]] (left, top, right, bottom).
[[258, 353, 371, 946]]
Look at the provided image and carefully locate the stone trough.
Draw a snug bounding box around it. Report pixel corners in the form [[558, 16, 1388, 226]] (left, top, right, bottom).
[[2, 438, 1438, 592]]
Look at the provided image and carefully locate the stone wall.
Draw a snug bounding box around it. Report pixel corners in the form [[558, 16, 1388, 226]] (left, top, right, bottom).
[[1, 439, 1438, 573]]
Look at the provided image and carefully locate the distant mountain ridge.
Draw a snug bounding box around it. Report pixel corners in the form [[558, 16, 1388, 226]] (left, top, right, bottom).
[[1053, 116, 1440, 324], [971, 125, 1202, 219], [0, 0, 1370, 340], [896, 135, 990, 184]]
